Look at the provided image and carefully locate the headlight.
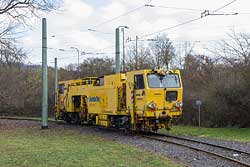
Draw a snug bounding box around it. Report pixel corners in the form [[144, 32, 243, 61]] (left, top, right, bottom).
[[175, 101, 183, 107], [159, 69, 168, 75], [147, 101, 157, 110]]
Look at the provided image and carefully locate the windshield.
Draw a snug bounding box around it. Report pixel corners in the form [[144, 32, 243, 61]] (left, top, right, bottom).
[[147, 74, 180, 88]]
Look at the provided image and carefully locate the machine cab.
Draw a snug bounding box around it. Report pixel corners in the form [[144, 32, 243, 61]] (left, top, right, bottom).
[[126, 69, 183, 130]]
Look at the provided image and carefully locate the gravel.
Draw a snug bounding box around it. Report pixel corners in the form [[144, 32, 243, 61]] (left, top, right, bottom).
[[0, 119, 39, 130], [167, 133, 250, 154], [81, 127, 246, 167], [162, 135, 250, 166], [1, 119, 249, 167]]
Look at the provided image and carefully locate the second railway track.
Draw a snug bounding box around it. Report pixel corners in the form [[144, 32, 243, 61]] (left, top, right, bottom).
[[141, 133, 250, 167]]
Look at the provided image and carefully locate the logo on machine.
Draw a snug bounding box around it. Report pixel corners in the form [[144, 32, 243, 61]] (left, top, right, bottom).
[[89, 96, 100, 102]]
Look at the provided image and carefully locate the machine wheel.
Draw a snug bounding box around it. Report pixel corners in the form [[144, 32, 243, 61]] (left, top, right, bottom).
[[65, 113, 72, 124], [71, 112, 81, 125]]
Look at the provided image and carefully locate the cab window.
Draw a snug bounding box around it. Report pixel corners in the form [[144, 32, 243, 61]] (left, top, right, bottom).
[[147, 74, 180, 88], [134, 75, 145, 89], [59, 84, 64, 94]]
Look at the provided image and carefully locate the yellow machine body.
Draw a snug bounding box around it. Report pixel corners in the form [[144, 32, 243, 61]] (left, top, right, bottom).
[[56, 69, 183, 131]]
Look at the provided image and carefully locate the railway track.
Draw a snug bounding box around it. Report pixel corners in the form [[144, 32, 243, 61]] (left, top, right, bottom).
[[0, 116, 40, 121], [141, 133, 250, 167], [0, 116, 59, 123], [2, 116, 250, 166]]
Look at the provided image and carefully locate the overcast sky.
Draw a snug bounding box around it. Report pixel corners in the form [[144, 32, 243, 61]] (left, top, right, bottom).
[[19, 0, 250, 67]]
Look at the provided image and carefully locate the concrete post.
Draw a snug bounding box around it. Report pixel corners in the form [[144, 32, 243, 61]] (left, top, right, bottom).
[[54, 57, 58, 112], [135, 36, 138, 70], [41, 18, 48, 129], [198, 105, 201, 127], [115, 28, 120, 74], [122, 28, 125, 72]]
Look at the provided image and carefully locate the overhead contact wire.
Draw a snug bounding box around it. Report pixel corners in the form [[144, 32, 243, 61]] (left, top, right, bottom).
[[141, 0, 238, 38], [91, 0, 153, 29]]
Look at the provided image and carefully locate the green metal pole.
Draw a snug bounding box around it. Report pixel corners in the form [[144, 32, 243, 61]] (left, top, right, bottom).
[[135, 36, 138, 70], [122, 28, 125, 72], [115, 28, 120, 74], [54, 57, 58, 112], [41, 18, 48, 129]]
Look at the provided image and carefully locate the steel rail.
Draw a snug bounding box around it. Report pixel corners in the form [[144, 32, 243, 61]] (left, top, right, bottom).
[[2, 116, 250, 167], [156, 133, 250, 156], [0, 116, 57, 122], [141, 135, 250, 167]]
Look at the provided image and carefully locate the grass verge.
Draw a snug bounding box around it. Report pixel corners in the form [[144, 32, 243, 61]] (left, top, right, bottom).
[[161, 125, 250, 143], [0, 126, 182, 167]]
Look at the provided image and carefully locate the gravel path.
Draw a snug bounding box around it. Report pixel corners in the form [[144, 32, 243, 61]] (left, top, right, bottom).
[[1, 119, 249, 167]]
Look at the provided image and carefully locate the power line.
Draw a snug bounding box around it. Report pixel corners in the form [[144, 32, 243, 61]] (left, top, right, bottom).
[[145, 4, 204, 12], [49, 29, 114, 39], [47, 52, 115, 62], [145, 4, 250, 15], [90, 34, 137, 53], [24, 0, 241, 65], [90, 0, 153, 29], [140, 0, 238, 39], [34, 0, 152, 39], [141, 17, 201, 38], [26, 44, 117, 57], [201, 10, 238, 17], [87, 29, 113, 35], [41, 0, 241, 41], [173, 37, 244, 43]]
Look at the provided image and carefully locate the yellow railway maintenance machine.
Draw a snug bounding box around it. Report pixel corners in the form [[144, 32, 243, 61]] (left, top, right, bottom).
[[55, 69, 183, 131]]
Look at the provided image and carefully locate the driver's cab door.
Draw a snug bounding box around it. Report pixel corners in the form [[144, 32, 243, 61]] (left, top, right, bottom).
[[134, 74, 146, 113]]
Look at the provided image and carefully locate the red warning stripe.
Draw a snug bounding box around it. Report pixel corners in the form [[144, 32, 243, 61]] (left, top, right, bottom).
[[131, 91, 134, 103]]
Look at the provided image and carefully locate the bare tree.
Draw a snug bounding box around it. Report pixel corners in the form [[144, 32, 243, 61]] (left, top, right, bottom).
[[0, 0, 61, 64], [0, 40, 26, 66], [0, 0, 59, 19], [125, 43, 153, 71], [79, 57, 114, 77], [179, 31, 250, 127], [172, 42, 197, 69], [213, 30, 250, 67], [149, 34, 176, 69], [0, 0, 61, 115]]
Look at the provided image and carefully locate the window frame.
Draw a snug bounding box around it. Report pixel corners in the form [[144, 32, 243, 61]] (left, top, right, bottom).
[[147, 74, 181, 88], [134, 74, 145, 90], [166, 91, 178, 101], [59, 84, 64, 94]]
